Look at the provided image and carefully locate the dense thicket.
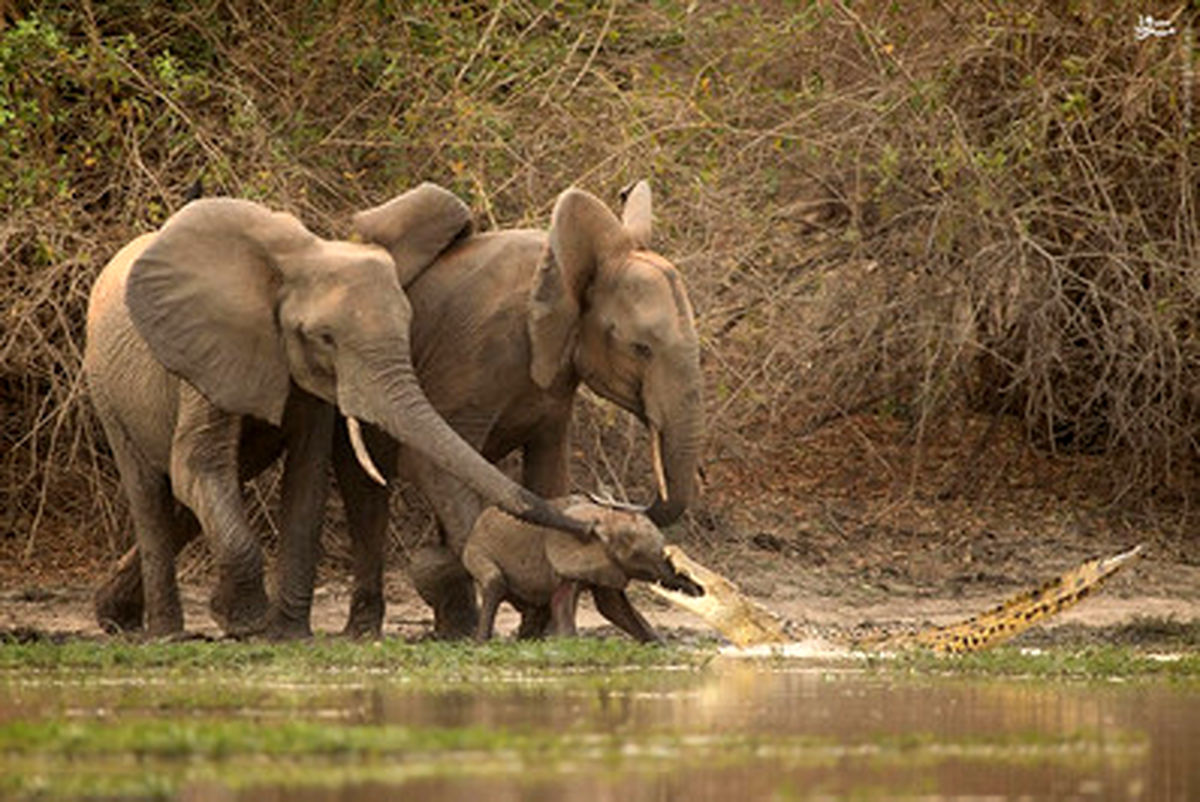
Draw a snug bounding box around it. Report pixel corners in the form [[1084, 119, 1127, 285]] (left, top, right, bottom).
[[3, 1, 1197, 563]]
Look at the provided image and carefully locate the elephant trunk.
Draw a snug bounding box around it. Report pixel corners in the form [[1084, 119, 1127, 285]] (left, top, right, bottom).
[[645, 383, 703, 527], [342, 348, 594, 539]]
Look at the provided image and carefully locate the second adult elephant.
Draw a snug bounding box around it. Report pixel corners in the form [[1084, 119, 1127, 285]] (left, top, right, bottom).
[[342, 182, 703, 637]]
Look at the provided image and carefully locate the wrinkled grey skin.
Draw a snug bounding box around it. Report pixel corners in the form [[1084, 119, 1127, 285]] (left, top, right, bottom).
[[462, 497, 703, 643], [85, 188, 593, 639], [342, 182, 704, 638]]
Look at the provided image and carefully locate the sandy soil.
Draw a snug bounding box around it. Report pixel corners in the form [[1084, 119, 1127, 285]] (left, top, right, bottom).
[[2, 540, 1196, 646], [4, 414, 1198, 647]]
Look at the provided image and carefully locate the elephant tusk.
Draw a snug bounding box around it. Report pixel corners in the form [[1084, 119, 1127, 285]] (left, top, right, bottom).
[[649, 423, 669, 503], [347, 417, 387, 486]]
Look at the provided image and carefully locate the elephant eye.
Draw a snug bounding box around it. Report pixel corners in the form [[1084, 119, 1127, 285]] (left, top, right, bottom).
[[304, 326, 334, 349], [633, 342, 653, 360]]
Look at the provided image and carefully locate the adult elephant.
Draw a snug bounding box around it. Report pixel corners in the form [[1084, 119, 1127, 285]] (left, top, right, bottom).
[[85, 187, 593, 639], [340, 181, 703, 638]]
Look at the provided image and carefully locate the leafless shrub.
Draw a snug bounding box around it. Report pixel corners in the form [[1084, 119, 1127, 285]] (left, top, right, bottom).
[[2, 1, 1197, 572]]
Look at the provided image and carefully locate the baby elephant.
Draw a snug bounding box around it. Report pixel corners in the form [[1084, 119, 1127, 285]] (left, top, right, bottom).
[[462, 496, 703, 643]]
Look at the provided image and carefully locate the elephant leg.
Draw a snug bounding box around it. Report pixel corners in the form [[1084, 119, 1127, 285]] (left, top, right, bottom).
[[170, 386, 268, 637], [593, 587, 663, 644], [94, 544, 146, 633], [514, 419, 571, 640], [265, 391, 334, 640], [94, 506, 199, 634], [133, 476, 189, 637], [463, 547, 506, 643], [411, 457, 485, 556], [404, 452, 486, 638], [93, 402, 201, 636], [515, 605, 551, 640], [549, 580, 582, 638], [333, 417, 397, 639], [409, 544, 478, 639], [520, 412, 571, 498], [121, 477, 189, 636], [466, 558, 505, 642], [95, 419, 278, 634]]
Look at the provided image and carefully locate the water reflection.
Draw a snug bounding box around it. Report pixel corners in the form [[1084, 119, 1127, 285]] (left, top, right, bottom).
[[231, 666, 1200, 800], [5, 661, 1200, 801]]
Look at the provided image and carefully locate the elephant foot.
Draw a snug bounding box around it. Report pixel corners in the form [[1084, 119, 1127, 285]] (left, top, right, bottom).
[[433, 608, 477, 640], [209, 577, 269, 638], [264, 608, 313, 641], [431, 582, 479, 640], [93, 546, 146, 633], [342, 590, 384, 640], [415, 569, 478, 640], [94, 573, 145, 634], [409, 545, 478, 640], [515, 605, 552, 640]]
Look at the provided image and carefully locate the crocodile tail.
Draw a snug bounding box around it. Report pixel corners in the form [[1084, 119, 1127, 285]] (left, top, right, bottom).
[[888, 544, 1145, 654]]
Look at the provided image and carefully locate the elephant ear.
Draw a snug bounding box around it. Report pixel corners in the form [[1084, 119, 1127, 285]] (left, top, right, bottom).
[[126, 198, 307, 426], [545, 529, 628, 589], [620, 180, 653, 249], [528, 187, 633, 389], [352, 182, 473, 286]]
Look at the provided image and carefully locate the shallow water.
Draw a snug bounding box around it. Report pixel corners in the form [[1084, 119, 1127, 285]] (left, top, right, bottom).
[[2, 656, 1198, 800]]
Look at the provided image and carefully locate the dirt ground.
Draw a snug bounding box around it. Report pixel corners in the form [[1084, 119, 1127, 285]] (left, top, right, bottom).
[[3, 414, 1199, 647], [1, 542, 1195, 648]]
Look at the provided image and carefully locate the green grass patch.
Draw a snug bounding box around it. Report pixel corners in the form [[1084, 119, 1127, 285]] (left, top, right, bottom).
[[0, 719, 1141, 800], [0, 636, 710, 678], [0, 720, 1142, 802], [880, 645, 1200, 681], [0, 718, 1135, 759], [0, 719, 552, 758]]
